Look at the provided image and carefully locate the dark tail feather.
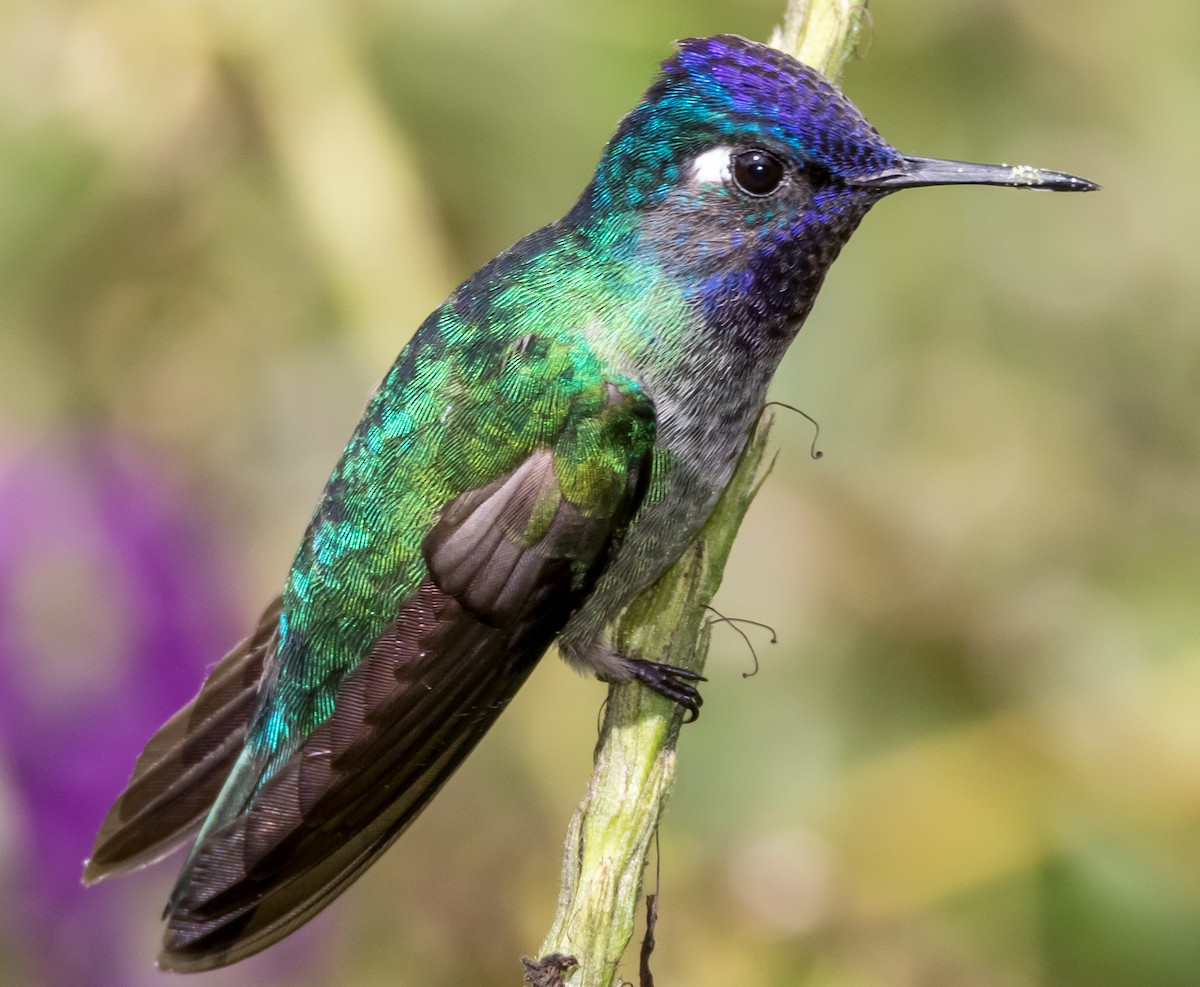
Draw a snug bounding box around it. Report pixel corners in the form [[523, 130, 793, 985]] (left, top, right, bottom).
[[82, 598, 280, 884]]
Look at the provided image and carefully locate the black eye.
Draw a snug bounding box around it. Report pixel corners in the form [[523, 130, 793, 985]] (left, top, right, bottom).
[[732, 150, 785, 196]]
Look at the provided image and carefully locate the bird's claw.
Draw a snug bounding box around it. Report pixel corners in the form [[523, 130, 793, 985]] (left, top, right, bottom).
[[626, 658, 706, 722]]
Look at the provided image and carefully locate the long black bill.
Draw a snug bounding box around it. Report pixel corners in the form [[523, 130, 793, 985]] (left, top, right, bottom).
[[865, 155, 1099, 193]]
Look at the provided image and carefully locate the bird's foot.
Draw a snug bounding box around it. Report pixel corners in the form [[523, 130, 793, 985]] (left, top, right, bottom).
[[626, 658, 706, 722]]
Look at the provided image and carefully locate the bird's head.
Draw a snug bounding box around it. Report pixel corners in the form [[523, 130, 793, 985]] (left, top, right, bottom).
[[576, 34, 1095, 346]]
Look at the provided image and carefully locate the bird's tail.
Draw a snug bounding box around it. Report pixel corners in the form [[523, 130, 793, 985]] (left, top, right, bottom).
[[82, 598, 280, 884]]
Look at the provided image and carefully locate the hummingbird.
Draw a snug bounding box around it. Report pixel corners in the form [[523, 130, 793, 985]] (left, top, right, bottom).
[[83, 34, 1096, 971]]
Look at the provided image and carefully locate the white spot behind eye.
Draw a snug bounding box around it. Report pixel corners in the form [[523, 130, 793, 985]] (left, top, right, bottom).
[[691, 146, 733, 186]]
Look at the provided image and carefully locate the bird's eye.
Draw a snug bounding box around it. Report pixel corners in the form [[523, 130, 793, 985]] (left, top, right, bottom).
[[731, 150, 786, 196]]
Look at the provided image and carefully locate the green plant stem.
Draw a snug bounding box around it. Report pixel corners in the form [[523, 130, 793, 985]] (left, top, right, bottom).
[[771, 0, 869, 79], [532, 5, 868, 984]]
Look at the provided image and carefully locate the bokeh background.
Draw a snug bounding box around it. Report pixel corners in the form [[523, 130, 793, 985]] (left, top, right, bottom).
[[1, 0, 1196, 984]]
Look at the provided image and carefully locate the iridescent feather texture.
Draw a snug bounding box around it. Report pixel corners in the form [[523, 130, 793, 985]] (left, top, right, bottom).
[[84, 34, 1095, 971]]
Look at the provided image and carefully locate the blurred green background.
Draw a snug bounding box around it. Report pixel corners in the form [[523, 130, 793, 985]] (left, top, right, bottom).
[[1, 0, 1197, 985]]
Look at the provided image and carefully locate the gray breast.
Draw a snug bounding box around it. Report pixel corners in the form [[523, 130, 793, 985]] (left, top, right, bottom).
[[559, 331, 769, 647]]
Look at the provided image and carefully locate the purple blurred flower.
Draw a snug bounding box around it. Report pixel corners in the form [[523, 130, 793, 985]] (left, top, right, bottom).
[[0, 429, 325, 986]]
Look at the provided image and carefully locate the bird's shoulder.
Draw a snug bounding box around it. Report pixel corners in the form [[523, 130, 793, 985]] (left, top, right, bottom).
[[258, 293, 657, 738]]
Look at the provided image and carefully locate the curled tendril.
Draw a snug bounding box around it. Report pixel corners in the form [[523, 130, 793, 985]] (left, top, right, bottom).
[[706, 606, 780, 678], [853, 5, 875, 61], [761, 401, 824, 459]]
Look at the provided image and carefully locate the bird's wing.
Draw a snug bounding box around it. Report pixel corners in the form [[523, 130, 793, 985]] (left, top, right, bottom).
[[82, 597, 280, 884], [156, 341, 656, 971]]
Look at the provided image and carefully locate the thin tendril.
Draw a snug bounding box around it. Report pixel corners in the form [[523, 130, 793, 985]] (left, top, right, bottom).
[[764, 400, 824, 459], [706, 606, 780, 678]]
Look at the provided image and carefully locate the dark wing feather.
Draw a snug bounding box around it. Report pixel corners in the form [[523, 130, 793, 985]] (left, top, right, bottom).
[[160, 434, 652, 971], [83, 598, 280, 883]]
